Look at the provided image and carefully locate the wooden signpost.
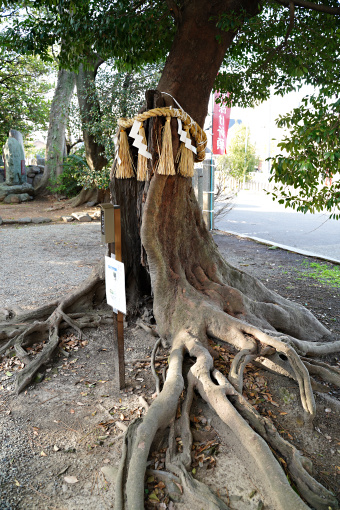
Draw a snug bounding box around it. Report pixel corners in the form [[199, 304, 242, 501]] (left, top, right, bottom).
[[101, 203, 125, 389]]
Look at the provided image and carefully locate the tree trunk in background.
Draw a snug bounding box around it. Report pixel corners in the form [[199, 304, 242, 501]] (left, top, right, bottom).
[[70, 61, 110, 207], [36, 69, 75, 194], [75, 61, 107, 173]]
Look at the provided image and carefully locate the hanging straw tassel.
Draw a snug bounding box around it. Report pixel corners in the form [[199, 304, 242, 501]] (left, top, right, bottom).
[[137, 125, 149, 181], [157, 117, 176, 176], [115, 130, 134, 179], [176, 127, 195, 178]]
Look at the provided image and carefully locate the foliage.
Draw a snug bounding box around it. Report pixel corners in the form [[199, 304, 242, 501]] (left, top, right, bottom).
[[214, 2, 340, 107], [270, 96, 340, 218], [0, 1, 174, 70], [0, 44, 53, 149], [2, 1, 340, 213], [47, 151, 85, 197], [48, 146, 111, 196], [298, 260, 340, 288], [2, 1, 339, 107], [216, 125, 258, 180], [69, 61, 162, 160]]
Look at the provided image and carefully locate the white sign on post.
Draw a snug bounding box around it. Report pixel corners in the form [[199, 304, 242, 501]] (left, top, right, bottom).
[[105, 256, 126, 314]]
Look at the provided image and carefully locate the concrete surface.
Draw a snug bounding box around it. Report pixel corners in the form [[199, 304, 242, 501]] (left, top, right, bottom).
[[215, 190, 340, 263]]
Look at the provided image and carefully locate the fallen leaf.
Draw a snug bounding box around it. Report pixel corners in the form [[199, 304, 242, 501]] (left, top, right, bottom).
[[148, 492, 159, 502], [77, 402, 85, 406], [15, 479, 20, 486], [64, 476, 78, 484], [54, 445, 60, 452], [70, 409, 75, 414], [57, 465, 70, 476], [40, 451, 47, 457]]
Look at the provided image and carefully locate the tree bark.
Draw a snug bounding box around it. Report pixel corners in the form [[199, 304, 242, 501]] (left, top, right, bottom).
[[36, 69, 75, 194], [75, 61, 107, 173], [112, 2, 340, 509]]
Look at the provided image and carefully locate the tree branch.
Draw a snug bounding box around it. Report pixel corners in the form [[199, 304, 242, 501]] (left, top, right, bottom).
[[276, 0, 340, 15], [165, 0, 181, 22]]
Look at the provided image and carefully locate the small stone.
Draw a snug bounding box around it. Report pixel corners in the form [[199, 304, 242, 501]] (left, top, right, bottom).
[[61, 216, 74, 222], [100, 466, 118, 484], [27, 165, 41, 175], [88, 211, 100, 220], [71, 212, 92, 222], [32, 217, 52, 224], [17, 217, 32, 224], [19, 193, 32, 202], [229, 495, 243, 504], [4, 194, 21, 204], [325, 408, 332, 413]]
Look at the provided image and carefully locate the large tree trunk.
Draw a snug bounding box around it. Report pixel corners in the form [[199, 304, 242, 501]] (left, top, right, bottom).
[[113, 1, 340, 509], [36, 69, 75, 194], [2, 1, 339, 508]]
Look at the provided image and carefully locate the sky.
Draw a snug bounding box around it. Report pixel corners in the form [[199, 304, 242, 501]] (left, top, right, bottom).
[[207, 85, 316, 172]]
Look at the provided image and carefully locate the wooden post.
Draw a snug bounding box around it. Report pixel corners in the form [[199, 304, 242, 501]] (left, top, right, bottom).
[[113, 206, 125, 389]]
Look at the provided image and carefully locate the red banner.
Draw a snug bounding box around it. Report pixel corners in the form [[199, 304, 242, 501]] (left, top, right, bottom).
[[212, 93, 231, 155]]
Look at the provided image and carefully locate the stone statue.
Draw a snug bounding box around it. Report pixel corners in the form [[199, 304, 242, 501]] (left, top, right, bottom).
[[3, 130, 27, 185]]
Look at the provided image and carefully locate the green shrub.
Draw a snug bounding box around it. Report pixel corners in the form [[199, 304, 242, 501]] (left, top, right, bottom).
[[48, 147, 112, 197]]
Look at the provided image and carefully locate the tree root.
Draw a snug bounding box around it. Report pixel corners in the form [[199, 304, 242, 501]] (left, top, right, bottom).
[[151, 337, 162, 395], [117, 323, 339, 509], [116, 173, 340, 509], [0, 265, 106, 393]]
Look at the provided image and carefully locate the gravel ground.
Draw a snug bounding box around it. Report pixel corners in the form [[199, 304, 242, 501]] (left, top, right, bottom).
[[0, 222, 105, 311]]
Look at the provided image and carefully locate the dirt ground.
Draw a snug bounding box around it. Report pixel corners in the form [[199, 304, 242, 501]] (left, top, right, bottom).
[[0, 195, 99, 223], [1, 199, 340, 510]]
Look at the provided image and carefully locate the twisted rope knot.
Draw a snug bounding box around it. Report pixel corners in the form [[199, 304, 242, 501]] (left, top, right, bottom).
[[118, 107, 207, 162]]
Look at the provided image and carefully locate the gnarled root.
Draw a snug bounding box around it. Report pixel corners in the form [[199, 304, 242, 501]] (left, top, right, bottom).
[[117, 322, 338, 509], [118, 173, 340, 509], [0, 264, 108, 393]]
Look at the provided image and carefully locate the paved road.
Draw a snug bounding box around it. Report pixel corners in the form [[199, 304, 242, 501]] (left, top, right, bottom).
[[215, 190, 340, 263]]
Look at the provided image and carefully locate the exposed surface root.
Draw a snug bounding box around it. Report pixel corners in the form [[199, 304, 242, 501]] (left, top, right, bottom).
[[151, 338, 162, 395], [112, 174, 340, 509], [0, 265, 107, 393]]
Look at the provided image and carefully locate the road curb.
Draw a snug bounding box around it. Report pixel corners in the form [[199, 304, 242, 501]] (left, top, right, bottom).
[[214, 229, 340, 266]]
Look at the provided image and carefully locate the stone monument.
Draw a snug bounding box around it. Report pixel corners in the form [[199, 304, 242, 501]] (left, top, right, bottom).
[[0, 130, 33, 203], [3, 130, 27, 185]]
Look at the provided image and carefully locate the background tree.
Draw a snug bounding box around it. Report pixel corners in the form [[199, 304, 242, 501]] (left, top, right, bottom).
[[1, 2, 340, 510], [217, 124, 258, 180], [271, 95, 340, 217], [62, 61, 161, 203], [0, 45, 52, 150], [36, 68, 75, 193]]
